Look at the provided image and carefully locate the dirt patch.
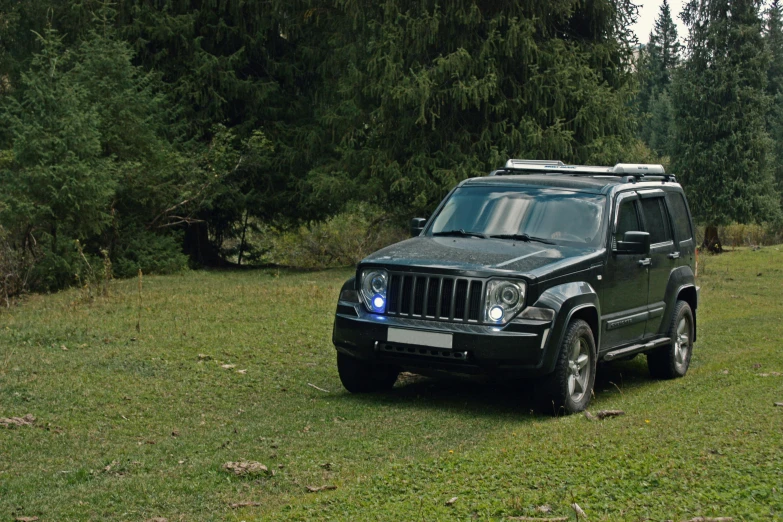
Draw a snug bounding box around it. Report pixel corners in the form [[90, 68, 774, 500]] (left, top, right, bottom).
[[1, 414, 35, 428], [222, 461, 268, 476]]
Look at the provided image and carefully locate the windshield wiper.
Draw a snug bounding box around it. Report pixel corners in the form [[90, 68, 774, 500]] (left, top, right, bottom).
[[489, 233, 554, 245], [432, 229, 487, 239]]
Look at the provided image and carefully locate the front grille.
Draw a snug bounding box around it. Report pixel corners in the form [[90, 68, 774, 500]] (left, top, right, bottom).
[[386, 273, 484, 322]]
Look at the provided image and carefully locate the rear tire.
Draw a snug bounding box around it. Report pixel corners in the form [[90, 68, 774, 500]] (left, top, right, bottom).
[[336, 352, 399, 393], [647, 300, 694, 379], [539, 319, 597, 414]]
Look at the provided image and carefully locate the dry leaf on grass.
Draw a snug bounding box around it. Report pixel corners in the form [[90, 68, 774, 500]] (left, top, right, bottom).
[[221, 364, 236, 369], [758, 372, 782, 377], [1, 414, 35, 428], [144, 518, 168, 522], [237, 369, 247, 374], [536, 505, 553, 513], [774, 402, 783, 407], [15, 517, 39, 522], [683, 518, 733, 522], [229, 501, 262, 508], [446, 497, 458, 506], [222, 461, 268, 476], [198, 354, 212, 361], [306, 485, 337, 493]]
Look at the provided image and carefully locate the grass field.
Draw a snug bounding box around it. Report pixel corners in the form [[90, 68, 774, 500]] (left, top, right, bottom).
[[1, 247, 782, 521]]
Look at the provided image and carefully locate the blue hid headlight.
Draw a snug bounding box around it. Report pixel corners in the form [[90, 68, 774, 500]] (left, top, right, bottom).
[[360, 269, 388, 313], [484, 279, 526, 324]]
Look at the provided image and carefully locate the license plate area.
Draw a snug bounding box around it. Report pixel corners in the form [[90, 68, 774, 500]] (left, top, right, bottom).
[[387, 327, 453, 349]]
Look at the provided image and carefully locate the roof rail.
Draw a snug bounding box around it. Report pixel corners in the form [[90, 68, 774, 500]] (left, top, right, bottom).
[[493, 159, 669, 179], [505, 159, 566, 169]]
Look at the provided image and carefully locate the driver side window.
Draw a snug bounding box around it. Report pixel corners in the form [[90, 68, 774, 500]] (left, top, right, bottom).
[[617, 200, 640, 237]]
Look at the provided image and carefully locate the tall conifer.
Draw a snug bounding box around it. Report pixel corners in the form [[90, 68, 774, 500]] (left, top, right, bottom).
[[765, 0, 783, 206], [671, 0, 780, 250]]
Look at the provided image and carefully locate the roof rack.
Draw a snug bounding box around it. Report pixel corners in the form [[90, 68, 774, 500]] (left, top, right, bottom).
[[492, 159, 673, 181]]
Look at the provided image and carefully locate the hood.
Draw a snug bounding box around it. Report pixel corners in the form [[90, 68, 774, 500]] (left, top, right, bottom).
[[362, 236, 600, 276]]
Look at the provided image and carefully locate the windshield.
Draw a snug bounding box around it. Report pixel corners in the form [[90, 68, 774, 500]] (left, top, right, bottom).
[[429, 185, 606, 247]]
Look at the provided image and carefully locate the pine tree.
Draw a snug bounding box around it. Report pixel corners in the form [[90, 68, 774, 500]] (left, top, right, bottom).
[[671, 0, 780, 250], [637, 0, 681, 147], [315, 0, 639, 215], [765, 0, 783, 207]]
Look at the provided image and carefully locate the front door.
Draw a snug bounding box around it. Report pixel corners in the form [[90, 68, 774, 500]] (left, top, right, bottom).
[[600, 192, 649, 350]]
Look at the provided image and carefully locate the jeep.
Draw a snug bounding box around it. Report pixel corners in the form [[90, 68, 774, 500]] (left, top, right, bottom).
[[331, 159, 699, 413]]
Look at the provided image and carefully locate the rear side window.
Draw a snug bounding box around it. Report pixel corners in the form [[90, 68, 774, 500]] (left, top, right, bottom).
[[640, 198, 672, 244], [665, 192, 693, 242]]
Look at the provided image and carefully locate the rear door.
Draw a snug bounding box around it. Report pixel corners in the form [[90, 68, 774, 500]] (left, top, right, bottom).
[[665, 191, 697, 270], [638, 190, 677, 335], [601, 192, 649, 349]]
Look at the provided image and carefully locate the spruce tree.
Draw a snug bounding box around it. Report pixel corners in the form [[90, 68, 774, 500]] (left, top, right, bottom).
[[765, 0, 783, 207], [317, 0, 638, 215], [671, 0, 780, 250], [637, 0, 681, 148]]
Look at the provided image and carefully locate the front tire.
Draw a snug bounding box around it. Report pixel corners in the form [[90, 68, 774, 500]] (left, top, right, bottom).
[[647, 300, 694, 379], [336, 352, 399, 393], [539, 319, 597, 414]]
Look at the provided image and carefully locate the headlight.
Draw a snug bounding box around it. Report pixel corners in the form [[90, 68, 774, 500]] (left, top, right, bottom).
[[484, 280, 526, 324], [360, 269, 388, 313]]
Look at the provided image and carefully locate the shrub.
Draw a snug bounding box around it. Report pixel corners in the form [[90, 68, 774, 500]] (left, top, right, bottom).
[[112, 229, 189, 278], [264, 204, 407, 269]]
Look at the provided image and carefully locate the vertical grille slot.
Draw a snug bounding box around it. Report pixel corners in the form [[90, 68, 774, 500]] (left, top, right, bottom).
[[440, 279, 454, 319], [468, 281, 482, 321], [400, 276, 412, 314], [388, 275, 400, 313], [426, 278, 439, 317], [413, 276, 426, 316], [454, 279, 468, 320]]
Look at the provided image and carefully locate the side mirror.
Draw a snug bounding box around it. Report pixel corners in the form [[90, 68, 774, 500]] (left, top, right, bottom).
[[410, 217, 426, 237], [616, 231, 650, 255]]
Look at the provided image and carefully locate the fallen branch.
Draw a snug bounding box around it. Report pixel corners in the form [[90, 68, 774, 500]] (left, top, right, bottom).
[[307, 383, 330, 393], [229, 501, 262, 508], [584, 410, 624, 421], [507, 517, 568, 521], [306, 485, 337, 493]]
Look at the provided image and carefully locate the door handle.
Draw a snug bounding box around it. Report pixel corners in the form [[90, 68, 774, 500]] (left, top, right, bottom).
[[668, 252, 680, 259], [638, 258, 652, 267]]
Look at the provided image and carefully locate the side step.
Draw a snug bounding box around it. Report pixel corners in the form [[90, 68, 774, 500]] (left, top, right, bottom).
[[602, 337, 670, 362]]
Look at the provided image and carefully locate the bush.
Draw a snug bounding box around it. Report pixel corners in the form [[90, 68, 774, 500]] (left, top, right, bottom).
[[0, 226, 36, 304], [112, 229, 189, 278], [695, 222, 783, 247], [264, 204, 407, 269]]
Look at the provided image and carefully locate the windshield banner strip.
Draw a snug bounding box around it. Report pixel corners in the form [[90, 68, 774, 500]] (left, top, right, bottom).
[[493, 250, 547, 268]]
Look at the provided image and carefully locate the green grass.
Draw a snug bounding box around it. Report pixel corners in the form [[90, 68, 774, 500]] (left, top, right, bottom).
[[1, 248, 782, 521]]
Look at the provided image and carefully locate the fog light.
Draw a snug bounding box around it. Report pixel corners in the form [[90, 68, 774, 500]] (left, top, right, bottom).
[[489, 305, 504, 321], [372, 295, 385, 311]]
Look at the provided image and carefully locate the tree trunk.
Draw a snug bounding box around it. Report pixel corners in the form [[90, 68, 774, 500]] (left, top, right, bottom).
[[237, 211, 249, 266], [183, 222, 222, 266], [702, 224, 723, 253]]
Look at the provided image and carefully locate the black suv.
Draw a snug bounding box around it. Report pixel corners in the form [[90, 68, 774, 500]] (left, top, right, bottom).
[[332, 160, 699, 413]]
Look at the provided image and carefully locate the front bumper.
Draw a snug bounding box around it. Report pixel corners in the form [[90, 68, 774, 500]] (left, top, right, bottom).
[[333, 302, 554, 377]]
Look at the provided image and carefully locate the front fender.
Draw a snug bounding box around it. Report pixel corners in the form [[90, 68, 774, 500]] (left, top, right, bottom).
[[531, 281, 600, 374]]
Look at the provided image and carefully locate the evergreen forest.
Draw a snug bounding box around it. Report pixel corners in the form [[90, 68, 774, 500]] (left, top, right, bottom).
[[1, 0, 782, 295]]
